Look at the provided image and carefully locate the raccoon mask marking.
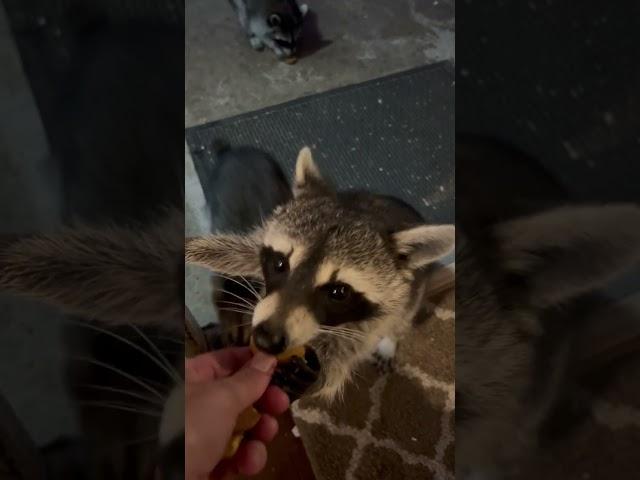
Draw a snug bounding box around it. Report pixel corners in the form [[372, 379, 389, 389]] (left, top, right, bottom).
[[229, 0, 309, 60], [186, 147, 455, 399]]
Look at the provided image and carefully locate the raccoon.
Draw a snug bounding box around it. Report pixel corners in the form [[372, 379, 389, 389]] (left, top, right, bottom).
[[455, 137, 640, 478], [228, 0, 309, 60], [186, 147, 455, 399], [203, 142, 292, 348]]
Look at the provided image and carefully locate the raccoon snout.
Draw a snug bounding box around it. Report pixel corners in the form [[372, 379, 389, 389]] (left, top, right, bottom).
[[253, 321, 289, 355]]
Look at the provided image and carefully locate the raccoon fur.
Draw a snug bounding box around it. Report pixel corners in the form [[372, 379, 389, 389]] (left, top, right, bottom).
[[186, 147, 455, 400], [455, 136, 640, 478], [228, 0, 309, 59], [204, 142, 292, 348]]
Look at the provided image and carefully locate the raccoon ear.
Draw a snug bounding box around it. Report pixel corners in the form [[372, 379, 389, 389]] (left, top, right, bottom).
[[495, 204, 640, 306], [299, 3, 309, 16], [293, 146, 329, 197], [393, 224, 455, 269], [185, 231, 263, 278]]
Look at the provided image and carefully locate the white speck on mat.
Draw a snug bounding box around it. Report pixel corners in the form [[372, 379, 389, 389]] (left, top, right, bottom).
[[377, 98, 383, 104], [411, 436, 418, 442]]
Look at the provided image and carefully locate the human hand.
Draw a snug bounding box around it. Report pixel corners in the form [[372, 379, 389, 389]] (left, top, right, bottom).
[[185, 347, 290, 480]]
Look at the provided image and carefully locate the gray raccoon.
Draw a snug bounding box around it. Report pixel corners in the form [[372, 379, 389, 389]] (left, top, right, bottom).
[[456, 204, 640, 478], [205, 141, 292, 347], [228, 0, 308, 59], [187, 147, 455, 399]]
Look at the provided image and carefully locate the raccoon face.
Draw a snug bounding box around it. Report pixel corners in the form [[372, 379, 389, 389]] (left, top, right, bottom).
[[253, 209, 398, 355], [456, 203, 640, 475], [267, 1, 308, 57], [186, 147, 455, 395]]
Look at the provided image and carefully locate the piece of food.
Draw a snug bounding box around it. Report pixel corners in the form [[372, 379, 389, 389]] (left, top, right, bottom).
[[223, 339, 309, 458], [233, 406, 261, 433], [222, 407, 260, 459], [249, 336, 306, 363], [283, 56, 297, 65], [223, 434, 243, 459], [276, 344, 306, 362]]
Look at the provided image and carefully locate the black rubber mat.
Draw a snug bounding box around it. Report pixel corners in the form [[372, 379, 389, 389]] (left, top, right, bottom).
[[456, 2, 640, 204], [186, 62, 454, 227]]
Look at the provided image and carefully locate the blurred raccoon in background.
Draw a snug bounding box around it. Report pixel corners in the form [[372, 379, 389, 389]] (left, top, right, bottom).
[[201, 141, 292, 348], [455, 135, 640, 479], [228, 0, 309, 60]]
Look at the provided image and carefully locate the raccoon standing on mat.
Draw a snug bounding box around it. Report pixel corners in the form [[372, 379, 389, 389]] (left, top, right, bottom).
[[228, 0, 309, 60], [186, 147, 455, 400], [204, 142, 292, 348]]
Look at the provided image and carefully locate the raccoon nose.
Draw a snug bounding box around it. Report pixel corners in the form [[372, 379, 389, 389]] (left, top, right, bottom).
[[252, 322, 288, 355]]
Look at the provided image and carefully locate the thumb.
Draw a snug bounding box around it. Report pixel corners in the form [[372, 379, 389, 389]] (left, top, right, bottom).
[[222, 352, 277, 412]]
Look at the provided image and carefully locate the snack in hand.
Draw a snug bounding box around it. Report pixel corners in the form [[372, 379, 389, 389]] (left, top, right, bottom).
[[223, 339, 309, 458]]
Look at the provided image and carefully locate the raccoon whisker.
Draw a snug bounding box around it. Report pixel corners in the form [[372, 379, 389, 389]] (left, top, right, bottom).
[[216, 307, 255, 316], [329, 330, 368, 341], [327, 328, 367, 338], [130, 324, 182, 383], [318, 328, 365, 344], [68, 355, 166, 400], [238, 274, 263, 299], [214, 273, 263, 302], [78, 383, 164, 406], [220, 271, 263, 298], [215, 320, 255, 331], [318, 327, 356, 338], [67, 320, 181, 384], [216, 299, 258, 311], [325, 325, 367, 335], [215, 287, 259, 310], [79, 401, 162, 417], [326, 332, 366, 344], [320, 326, 368, 340]]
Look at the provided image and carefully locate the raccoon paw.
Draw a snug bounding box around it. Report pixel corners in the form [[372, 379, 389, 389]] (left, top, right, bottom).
[[249, 36, 265, 51], [373, 351, 394, 374], [372, 337, 396, 374]]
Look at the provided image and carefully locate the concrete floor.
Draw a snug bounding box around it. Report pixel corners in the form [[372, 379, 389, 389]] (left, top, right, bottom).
[[185, 0, 455, 325], [186, 0, 454, 125]]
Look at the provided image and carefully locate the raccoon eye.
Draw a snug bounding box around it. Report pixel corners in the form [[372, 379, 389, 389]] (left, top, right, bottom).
[[326, 283, 352, 302], [268, 14, 282, 27], [272, 253, 289, 274]]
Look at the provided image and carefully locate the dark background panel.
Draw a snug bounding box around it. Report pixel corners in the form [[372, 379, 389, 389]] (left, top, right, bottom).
[[0, 1, 184, 479], [456, 1, 640, 203]]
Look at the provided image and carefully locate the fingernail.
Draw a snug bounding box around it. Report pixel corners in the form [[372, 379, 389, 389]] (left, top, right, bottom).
[[251, 352, 276, 373]]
